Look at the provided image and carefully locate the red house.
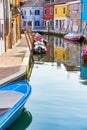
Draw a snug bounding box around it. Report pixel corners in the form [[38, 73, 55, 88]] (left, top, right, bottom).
[[43, 3, 54, 30]]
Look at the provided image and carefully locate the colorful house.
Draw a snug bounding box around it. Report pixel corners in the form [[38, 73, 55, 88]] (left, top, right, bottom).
[[54, 2, 69, 32], [81, 0, 87, 33], [67, 0, 81, 32], [21, 6, 43, 31], [43, 2, 54, 30], [21, 0, 44, 31]]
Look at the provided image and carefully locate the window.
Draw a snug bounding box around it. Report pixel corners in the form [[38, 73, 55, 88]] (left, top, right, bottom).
[[55, 8, 57, 14], [30, 10, 33, 15], [35, 10, 40, 15], [73, 5, 77, 11], [35, 21, 40, 26], [24, 10, 26, 15], [28, 21, 32, 26], [50, 8, 53, 14], [63, 7, 66, 14], [44, 8, 46, 15], [22, 15, 24, 19], [55, 20, 58, 28], [50, 20, 53, 26], [23, 21, 26, 26], [44, 21, 46, 27]]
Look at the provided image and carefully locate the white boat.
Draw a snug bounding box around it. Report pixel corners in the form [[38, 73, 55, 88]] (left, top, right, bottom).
[[33, 44, 47, 54], [34, 41, 45, 46], [64, 33, 81, 41]]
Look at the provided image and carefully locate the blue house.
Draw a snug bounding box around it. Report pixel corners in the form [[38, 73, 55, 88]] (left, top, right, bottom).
[[21, 1, 44, 31], [81, 0, 87, 33]]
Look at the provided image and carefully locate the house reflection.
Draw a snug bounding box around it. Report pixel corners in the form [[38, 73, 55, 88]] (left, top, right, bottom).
[[54, 37, 69, 62], [46, 35, 54, 62], [33, 35, 80, 71]]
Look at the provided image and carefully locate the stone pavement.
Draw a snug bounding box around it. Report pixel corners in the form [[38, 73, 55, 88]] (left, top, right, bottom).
[[0, 34, 30, 86]]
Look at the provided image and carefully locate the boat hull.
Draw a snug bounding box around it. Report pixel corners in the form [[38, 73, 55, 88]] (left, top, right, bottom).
[[64, 33, 81, 41], [0, 80, 31, 130]]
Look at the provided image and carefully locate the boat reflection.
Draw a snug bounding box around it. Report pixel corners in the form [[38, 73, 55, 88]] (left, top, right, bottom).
[[7, 108, 32, 130]]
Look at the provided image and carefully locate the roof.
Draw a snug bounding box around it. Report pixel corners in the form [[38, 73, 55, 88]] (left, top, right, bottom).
[[20, 0, 44, 7], [67, 0, 80, 4], [20, 0, 80, 7]]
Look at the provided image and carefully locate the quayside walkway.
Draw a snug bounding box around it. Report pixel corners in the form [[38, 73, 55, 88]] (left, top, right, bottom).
[[0, 34, 30, 86]]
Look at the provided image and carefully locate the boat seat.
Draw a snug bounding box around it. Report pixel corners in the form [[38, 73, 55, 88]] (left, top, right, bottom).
[[0, 108, 9, 118], [0, 91, 24, 109]]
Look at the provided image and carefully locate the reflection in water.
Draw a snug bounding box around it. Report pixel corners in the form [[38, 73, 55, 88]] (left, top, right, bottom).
[[7, 108, 32, 130], [57, 60, 61, 68], [26, 61, 87, 130], [34, 35, 80, 71]]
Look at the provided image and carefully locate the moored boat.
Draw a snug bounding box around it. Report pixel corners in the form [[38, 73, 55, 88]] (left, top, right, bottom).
[[64, 33, 81, 41], [33, 44, 47, 54], [0, 80, 31, 130], [34, 33, 47, 44], [34, 35, 43, 42], [34, 41, 45, 46]]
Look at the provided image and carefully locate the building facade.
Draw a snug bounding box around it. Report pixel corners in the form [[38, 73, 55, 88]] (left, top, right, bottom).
[[67, 0, 81, 33], [54, 3, 69, 32], [21, 6, 43, 31], [43, 3, 54, 30]]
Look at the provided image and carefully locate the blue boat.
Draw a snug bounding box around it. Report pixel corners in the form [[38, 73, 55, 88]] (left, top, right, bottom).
[[0, 80, 31, 130]]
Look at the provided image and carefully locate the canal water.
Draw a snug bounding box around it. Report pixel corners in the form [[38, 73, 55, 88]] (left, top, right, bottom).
[[7, 36, 87, 130]]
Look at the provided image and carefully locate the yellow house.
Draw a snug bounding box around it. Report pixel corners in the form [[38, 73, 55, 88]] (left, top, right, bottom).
[[54, 3, 69, 32]]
